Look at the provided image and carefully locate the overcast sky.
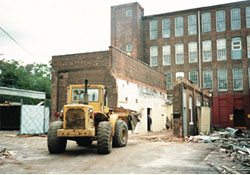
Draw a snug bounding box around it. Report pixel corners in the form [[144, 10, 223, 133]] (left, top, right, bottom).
[[0, 0, 245, 65]]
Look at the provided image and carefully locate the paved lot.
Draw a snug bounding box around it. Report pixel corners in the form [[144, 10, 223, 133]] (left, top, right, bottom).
[[0, 130, 218, 174]]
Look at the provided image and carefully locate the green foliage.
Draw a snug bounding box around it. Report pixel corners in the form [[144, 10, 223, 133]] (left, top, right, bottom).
[[0, 59, 51, 100]]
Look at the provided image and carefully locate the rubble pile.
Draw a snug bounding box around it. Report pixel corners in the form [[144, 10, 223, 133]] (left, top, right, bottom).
[[190, 127, 250, 174], [0, 146, 13, 160]]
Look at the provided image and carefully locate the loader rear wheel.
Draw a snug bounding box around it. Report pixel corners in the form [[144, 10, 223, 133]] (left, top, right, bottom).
[[113, 120, 128, 147], [76, 138, 92, 147], [47, 121, 67, 154], [97, 121, 112, 154]]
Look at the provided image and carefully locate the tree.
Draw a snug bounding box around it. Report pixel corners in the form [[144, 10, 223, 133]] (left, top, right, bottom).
[[0, 59, 51, 98]]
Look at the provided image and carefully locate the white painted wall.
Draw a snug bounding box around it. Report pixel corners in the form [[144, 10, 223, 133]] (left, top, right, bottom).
[[115, 78, 172, 134]]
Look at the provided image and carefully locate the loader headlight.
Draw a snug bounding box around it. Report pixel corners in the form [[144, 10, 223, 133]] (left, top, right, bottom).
[[89, 108, 93, 114]]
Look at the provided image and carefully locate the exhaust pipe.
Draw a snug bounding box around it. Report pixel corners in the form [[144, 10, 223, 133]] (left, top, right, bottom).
[[84, 79, 89, 105]]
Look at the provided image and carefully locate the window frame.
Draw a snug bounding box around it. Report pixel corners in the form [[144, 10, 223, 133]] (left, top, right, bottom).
[[202, 40, 212, 62], [175, 43, 184, 64], [202, 12, 211, 33], [246, 6, 250, 28], [126, 44, 132, 52], [232, 68, 243, 91], [247, 35, 250, 59], [162, 18, 171, 38], [188, 42, 198, 63], [189, 71, 198, 86], [150, 20, 158, 40], [175, 16, 184, 37], [162, 45, 171, 66], [150, 46, 158, 67], [203, 70, 213, 90], [231, 8, 241, 30], [126, 8, 132, 17], [217, 38, 227, 61], [165, 72, 172, 90], [217, 69, 228, 91], [216, 10, 226, 32], [188, 15, 197, 35]]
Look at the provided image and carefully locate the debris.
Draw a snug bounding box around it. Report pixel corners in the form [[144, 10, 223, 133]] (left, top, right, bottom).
[[0, 146, 13, 160]]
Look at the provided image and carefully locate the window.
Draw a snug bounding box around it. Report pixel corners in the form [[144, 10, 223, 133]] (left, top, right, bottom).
[[150, 20, 158, 40], [162, 19, 171, 38], [175, 43, 184, 64], [162, 45, 171, 65], [217, 38, 227, 61], [231, 8, 241, 30], [216, 10, 225, 32], [218, 69, 228, 91], [247, 35, 250, 58], [126, 9, 132, 17], [72, 88, 99, 102], [188, 15, 197, 35], [233, 68, 243, 90], [202, 40, 212, 62], [246, 6, 250, 28], [126, 44, 132, 52], [189, 71, 198, 86], [231, 37, 242, 60], [150, 46, 158, 66], [176, 72, 184, 81], [203, 70, 213, 89], [202, 13, 211, 33], [165, 72, 171, 90], [175, 16, 183, 37], [188, 42, 197, 63]]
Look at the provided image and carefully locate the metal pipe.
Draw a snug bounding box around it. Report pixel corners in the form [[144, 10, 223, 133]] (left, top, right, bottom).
[[84, 79, 89, 105], [198, 10, 202, 88]]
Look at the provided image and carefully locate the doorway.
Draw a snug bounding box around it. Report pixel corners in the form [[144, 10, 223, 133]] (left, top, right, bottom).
[[147, 108, 152, 131], [233, 109, 245, 127]]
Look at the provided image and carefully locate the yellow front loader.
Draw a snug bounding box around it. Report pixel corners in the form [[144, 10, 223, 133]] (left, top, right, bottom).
[[47, 80, 140, 154]]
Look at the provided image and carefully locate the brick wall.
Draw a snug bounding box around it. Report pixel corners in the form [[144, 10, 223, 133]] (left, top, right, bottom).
[[111, 2, 144, 60], [51, 51, 117, 121], [142, 1, 250, 97], [110, 46, 166, 91]]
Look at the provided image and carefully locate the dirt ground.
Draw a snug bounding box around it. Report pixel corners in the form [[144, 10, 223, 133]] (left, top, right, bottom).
[[0, 130, 219, 174]]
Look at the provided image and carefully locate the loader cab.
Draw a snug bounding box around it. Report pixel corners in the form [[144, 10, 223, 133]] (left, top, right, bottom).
[[67, 84, 109, 113]]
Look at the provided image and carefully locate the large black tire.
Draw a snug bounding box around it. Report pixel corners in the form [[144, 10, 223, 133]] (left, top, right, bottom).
[[97, 121, 112, 154], [47, 121, 67, 154], [76, 138, 93, 147], [113, 120, 128, 147]]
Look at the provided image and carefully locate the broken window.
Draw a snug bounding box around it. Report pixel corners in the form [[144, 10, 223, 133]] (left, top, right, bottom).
[[126, 44, 132, 52], [126, 8, 132, 17]]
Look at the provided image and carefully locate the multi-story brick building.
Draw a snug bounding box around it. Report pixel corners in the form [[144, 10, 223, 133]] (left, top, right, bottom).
[[111, 1, 250, 129]]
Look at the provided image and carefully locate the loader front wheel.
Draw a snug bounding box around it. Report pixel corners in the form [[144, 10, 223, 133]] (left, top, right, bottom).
[[113, 120, 128, 147], [97, 121, 112, 154], [47, 121, 67, 154]]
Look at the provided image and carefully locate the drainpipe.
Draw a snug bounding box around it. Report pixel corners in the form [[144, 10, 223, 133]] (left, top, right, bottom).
[[198, 10, 202, 88], [181, 83, 184, 137]]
